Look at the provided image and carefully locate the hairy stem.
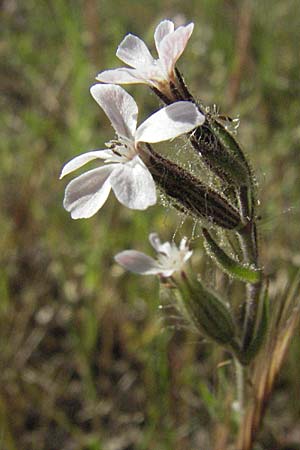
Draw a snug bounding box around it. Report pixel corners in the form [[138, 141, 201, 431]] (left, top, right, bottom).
[[234, 358, 246, 418], [238, 222, 262, 349]]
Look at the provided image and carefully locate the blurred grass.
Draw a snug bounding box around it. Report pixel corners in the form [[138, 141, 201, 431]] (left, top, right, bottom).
[[1, 0, 300, 449]]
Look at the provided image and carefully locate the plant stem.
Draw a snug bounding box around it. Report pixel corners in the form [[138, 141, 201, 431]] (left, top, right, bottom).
[[238, 222, 262, 349], [234, 357, 246, 418], [235, 219, 264, 449]]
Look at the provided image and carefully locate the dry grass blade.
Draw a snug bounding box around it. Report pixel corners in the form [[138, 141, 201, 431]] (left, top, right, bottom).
[[237, 268, 300, 450]]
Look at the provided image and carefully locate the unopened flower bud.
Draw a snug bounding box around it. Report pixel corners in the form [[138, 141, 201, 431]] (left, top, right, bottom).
[[178, 273, 238, 348], [190, 119, 251, 189], [140, 146, 243, 230]]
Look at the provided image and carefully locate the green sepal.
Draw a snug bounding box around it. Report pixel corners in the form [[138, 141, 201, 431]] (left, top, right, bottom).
[[209, 118, 250, 175], [208, 118, 256, 217], [239, 282, 269, 365], [178, 273, 238, 348], [203, 228, 261, 284], [202, 143, 249, 187]]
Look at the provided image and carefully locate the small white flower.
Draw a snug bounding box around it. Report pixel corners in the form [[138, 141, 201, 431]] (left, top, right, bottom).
[[96, 19, 194, 91], [61, 84, 204, 219], [115, 233, 193, 277]]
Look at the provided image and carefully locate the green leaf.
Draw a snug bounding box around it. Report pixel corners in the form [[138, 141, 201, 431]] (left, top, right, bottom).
[[203, 228, 261, 284]]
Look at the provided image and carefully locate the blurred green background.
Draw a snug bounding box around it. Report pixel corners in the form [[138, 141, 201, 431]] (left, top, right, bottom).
[[1, 0, 300, 449]]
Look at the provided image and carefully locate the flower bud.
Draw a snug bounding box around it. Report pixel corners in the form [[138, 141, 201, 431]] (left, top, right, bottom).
[[177, 273, 238, 348], [141, 146, 242, 230], [190, 120, 251, 189]]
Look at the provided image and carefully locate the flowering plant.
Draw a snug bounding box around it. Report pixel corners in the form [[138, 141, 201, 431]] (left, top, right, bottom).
[[61, 18, 300, 450]]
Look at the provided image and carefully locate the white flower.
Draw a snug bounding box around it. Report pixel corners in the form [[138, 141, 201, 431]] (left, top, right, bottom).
[[115, 233, 193, 277], [61, 84, 205, 219], [96, 19, 194, 91]]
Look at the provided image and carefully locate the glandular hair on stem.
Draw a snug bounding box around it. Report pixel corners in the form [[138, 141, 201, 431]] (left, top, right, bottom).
[[140, 146, 242, 230]]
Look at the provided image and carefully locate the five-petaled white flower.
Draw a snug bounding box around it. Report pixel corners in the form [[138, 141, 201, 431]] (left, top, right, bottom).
[[60, 84, 204, 219], [96, 19, 194, 92], [115, 233, 193, 277]]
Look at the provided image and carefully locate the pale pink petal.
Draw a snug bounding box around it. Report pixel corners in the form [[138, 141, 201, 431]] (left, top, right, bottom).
[[183, 250, 193, 263], [109, 156, 156, 210], [115, 250, 163, 275], [179, 237, 188, 250], [154, 20, 174, 56], [149, 233, 162, 251], [137, 63, 168, 84], [159, 269, 175, 277], [149, 233, 172, 256], [135, 101, 204, 143], [179, 238, 193, 262], [159, 23, 194, 75], [96, 68, 149, 85], [158, 242, 173, 256], [116, 34, 154, 69], [63, 166, 114, 219], [60, 150, 112, 179], [90, 84, 138, 139], [96, 66, 164, 89]]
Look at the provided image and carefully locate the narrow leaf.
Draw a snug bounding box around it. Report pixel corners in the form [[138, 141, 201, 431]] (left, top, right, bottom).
[[203, 228, 261, 284]]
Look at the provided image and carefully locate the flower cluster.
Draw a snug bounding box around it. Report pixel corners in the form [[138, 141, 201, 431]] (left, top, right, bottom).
[[61, 18, 253, 308]]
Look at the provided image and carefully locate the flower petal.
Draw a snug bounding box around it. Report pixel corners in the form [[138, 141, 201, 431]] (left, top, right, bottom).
[[149, 232, 162, 251], [154, 20, 174, 56], [183, 250, 193, 263], [90, 84, 138, 139], [179, 237, 188, 251], [115, 250, 163, 275], [116, 34, 154, 69], [110, 156, 156, 210], [60, 150, 112, 179], [63, 166, 114, 219], [159, 23, 194, 76], [135, 101, 204, 143], [96, 68, 149, 85], [149, 233, 172, 256]]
